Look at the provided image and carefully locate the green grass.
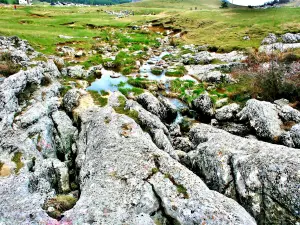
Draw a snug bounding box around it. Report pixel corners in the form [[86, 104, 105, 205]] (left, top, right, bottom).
[[88, 90, 108, 107], [127, 77, 157, 89], [118, 87, 144, 97], [113, 96, 140, 124], [11, 152, 24, 174], [165, 66, 186, 77], [0, 1, 298, 56]]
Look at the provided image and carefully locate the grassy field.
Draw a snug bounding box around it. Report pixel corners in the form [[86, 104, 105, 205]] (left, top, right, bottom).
[[0, 0, 299, 54]]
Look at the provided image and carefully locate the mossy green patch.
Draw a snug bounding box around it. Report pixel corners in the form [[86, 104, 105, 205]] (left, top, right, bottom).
[[118, 87, 144, 97], [11, 152, 24, 174], [44, 195, 77, 219], [165, 66, 186, 77], [88, 90, 108, 107], [113, 96, 140, 124]]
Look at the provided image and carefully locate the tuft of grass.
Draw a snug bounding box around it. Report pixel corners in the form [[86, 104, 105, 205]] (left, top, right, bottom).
[[118, 87, 144, 97], [113, 96, 140, 124], [88, 90, 108, 107], [151, 68, 163, 75], [0, 52, 21, 77], [165, 66, 186, 77], [151, 168, 159, 174], [11, 152, 24, 174], [44, 195, 77, 219]]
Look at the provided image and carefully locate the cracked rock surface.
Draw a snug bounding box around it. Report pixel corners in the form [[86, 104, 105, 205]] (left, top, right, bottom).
[[63, 106, 256, 224]]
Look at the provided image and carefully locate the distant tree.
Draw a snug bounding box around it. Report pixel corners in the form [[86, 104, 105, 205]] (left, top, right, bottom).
[[220, 0, 228, 8]]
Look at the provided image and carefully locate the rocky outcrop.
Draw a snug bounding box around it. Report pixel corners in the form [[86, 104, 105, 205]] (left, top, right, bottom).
[[0, 36, 36, 66], [261, 33, 277, 45], [187, 123, 300, 224], [62, 106, 256, 224], [215, 103, 240, 121], [137, 92, 177, 123], [0, 61, 60, 129], [281, 33, 300, 43], [192, 94, 214, 122], [238, 99, 283, 141], [63, 89, 81, 113]]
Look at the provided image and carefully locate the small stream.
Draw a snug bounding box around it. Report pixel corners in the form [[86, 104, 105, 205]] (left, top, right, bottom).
[[86, 52, 197, 124]]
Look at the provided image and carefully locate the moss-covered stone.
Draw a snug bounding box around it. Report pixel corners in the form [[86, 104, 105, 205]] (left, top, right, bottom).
[[11, 152, 24, 174]]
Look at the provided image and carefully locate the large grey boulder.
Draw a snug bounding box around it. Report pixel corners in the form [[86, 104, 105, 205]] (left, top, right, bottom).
[[238, 99, 283, 141], [279, 104, 300, 123], [62, 65, 86, 78], [261, 33, 277, 45], [188, 123, 300, 224], [290, 123, 300, 148], [63, 106, 255, 224], [216, 103, 240, 121], [192, 94, 214, 122], [63, 89, 81, 113], [281, 33, 300, 43], [137, 92, 177, 123], [110, 94, 178, 159]]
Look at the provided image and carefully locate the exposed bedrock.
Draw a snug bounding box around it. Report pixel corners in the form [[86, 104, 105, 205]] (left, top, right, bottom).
[[62, 106, 256, 224], [186, 123, 300, 224]]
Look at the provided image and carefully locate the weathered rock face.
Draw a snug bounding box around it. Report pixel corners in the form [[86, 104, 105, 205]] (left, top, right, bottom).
[[0, 58, 77, 224], [281, 33, 300, 43], [261, 33, 277, 45], [137, 92, 177, 123], [290, 124, 300, 148], [238, 99, 283, 141], [0, 36, 36, 66], [279, 104, 300, 123], [63, 89, 81, 113], [63, 106, 256, 225], [52, 110, 77, 159], [215, 103, 240, 121], [0, 61, 60, 129], [187, 123, 300, 224], [192, 94, 214, 122]]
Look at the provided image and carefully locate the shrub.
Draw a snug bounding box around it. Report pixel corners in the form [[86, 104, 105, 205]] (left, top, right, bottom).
[[0, 52, 20, 77]]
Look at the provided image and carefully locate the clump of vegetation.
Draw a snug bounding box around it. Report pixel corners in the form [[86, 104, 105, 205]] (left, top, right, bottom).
[[113, 96, 140, 124], [0, 52, 20, 77], [60, 85, 72, 97], [151, 68, 163, 75], [128, 77, 157, 89], [164, 173, 189, 199], [220, 0, 229, 8], [118, 87, 144, 97], [11, 152, 24, 174], [88, 90, 108, 107], [43, 195, 77, 219], [165, 66, 186, 77]]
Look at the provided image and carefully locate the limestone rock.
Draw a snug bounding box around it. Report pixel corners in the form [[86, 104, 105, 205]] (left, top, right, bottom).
[[63, 106, 256, 225], [63, 89, 81, 113], [192, 94, 214, 122], [137, 92, 177, 123], [188, 123, 300, 224], [261, 33, 277, 45], [238, 99, 283, 141], [52, 110, 77, 156], [279, 104, 300, 123], [290, 123, 300, 148], [216, 103, 240, 121], [281, 33, 300, 43]]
